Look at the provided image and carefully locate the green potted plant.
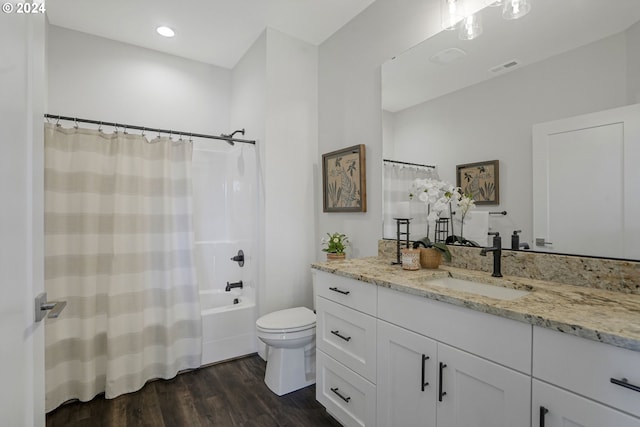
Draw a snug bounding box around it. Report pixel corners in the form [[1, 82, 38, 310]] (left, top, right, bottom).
[[412, 237, 451, 269], [322, 232, 349, 261]]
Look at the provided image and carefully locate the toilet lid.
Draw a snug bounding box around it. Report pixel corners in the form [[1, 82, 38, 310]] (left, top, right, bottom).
[[256, 307, 316, 331]]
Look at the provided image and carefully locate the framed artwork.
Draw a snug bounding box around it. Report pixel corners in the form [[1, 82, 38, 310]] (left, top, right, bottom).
[[322, 144, 367, 212], [456, 160, 500, 205]]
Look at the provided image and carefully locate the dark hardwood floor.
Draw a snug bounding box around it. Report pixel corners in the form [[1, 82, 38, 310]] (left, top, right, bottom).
[[46, 354, 342, 427]]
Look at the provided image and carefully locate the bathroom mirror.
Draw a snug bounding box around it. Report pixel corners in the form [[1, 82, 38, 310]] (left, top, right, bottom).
[[382, 0, 640, 260]]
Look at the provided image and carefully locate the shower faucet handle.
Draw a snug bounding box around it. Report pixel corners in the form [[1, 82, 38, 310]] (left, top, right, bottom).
[[230, 250, 244, 267]]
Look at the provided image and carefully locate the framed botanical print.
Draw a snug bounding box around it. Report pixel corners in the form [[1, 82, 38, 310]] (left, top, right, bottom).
[[456, 160, 499, 205], [322, 144, 367, 212]]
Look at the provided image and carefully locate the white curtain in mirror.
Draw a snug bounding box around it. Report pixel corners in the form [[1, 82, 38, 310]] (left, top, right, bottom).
[[383, 162, 439, 240]]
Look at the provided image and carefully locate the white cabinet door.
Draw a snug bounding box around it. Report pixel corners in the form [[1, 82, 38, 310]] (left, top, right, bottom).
[[533, 380, 640, 427], [532, 103, 640, 259], [377, 320, 437, 427], [437, 343, 530, 427]]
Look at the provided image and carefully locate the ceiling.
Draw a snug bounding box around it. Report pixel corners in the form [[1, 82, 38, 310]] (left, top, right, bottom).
[[46, 0, 376, 69], [383, 0, 640, 112]]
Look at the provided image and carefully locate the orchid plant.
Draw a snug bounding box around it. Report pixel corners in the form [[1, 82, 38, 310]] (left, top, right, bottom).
[[409, 178, 476, 243]]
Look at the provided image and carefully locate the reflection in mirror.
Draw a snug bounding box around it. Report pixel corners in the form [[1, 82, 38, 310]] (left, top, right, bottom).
[[382, 0, 640, 260]]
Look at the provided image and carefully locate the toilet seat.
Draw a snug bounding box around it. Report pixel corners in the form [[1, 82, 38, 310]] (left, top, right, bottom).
[[256, 307, 316, 334]]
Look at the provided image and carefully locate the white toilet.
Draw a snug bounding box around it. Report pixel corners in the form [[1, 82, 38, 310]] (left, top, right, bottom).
[[256, 306, 316, 396]]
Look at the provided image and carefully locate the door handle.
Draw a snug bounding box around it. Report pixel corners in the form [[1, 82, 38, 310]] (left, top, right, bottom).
[[438, 362, 447, 401], [535, 238, 553, 247], [421, 354, 430, 391], [35, 292, 67, 322], [539, 406, 549, 427]]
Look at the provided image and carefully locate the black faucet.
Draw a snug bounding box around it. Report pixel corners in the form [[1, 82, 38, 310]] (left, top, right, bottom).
[[225, 280, 243, 291], [480, 232, 502, 277]]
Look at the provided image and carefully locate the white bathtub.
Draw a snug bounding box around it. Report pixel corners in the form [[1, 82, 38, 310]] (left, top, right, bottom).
[[200, 289, 257, 366]]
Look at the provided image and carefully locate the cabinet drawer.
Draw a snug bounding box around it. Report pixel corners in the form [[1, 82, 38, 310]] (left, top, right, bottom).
[[533, 380, 640, 427], [317, 350, 376, 427], [533, 326, 640, 418], [377, 286, 532, 374], [314, 270, 377, 315], [317, 297, 377, 382]]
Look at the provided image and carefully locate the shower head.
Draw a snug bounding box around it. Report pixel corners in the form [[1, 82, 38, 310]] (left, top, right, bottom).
[[220, 128, 245, 146]]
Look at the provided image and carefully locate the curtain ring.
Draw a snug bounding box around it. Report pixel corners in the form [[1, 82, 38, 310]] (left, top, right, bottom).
[[189, 133, 193, 143], [98, 121, 103, 132], [123, 125, 128, 135], [114, 123, 119, 134], [141, 127, 146, 137], [56, 116, 61, 127], [73, 117, 79, 129]]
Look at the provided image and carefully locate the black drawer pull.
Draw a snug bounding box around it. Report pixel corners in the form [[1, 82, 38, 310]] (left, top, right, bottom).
[[330, 387, 351, 403], [611, 377, 640, 393], [329, 287, 350, 295], [438, 362, 447, 401], [539, 406, 548, 427], [421, 354, 430, 392], [331, 330, 352, 342]]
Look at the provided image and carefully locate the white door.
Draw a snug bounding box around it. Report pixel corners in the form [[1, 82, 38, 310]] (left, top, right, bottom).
[[377, 320, 437, 427], [532, 104, 640, 259], [533, 380, 640, 427], [0, 13, 46, 427], [436, 344, 530, 427]]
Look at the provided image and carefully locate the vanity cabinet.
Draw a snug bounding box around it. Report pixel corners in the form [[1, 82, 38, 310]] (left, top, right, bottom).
[[314, 267, 640, 427], [532, 326, 640, 427], [314, 270, 378, 427], [377, 287, 531, 427]]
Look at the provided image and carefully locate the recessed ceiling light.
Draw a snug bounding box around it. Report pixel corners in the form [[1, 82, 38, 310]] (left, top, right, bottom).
[[156, 26, 175, 38]]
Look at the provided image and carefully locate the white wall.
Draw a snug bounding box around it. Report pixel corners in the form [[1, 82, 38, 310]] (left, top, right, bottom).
[[0, 12, 46, 427], [47, 26, 231, 134], [389, 32, 629, 245], [318, 0, 444, 258], [233, 29, 318, 316], [628, 20, 640, 104]]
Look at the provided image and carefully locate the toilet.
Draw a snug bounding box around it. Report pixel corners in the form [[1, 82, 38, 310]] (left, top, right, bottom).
[[256, 306, 316, 396]]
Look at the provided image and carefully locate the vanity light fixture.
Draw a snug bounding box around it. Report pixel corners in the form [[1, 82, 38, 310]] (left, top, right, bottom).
[[442, 0, 466, 30], [156, 26, 175, 38], [459, 13, 483, 40], [502, 0, 531, 19]]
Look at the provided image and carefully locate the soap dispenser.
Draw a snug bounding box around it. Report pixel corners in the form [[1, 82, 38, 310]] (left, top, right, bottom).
[[511, 230, 522, 250]]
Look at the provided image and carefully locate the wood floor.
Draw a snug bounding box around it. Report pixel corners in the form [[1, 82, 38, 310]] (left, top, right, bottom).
[[46, 354, 342, 427]]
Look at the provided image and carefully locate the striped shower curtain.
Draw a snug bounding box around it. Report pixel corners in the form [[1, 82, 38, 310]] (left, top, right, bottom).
[[383, 162, 440, 239], [44, 123, 202, 412]]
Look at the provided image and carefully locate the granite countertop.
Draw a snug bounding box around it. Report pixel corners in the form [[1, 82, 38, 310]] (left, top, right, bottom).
[[311, 257, 640, 353]]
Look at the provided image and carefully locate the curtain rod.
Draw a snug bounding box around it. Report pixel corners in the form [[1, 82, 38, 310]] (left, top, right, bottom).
[[44, 114, 256, 145], [383, 158, 435, 169]]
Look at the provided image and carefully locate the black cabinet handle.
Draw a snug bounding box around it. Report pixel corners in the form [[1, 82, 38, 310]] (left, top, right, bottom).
[[330, 387, 351, 403], [438, 362, 447, 401], [421, 354, 430, 392], [610, 377, 640, 393], [331, 330, 352, 342], [329, 287, 350, 295], [539, 406, 549, 427]]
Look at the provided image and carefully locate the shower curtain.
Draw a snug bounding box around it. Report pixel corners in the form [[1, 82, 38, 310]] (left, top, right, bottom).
[[44, 123, 202, 412], [383, 162, 439, 239]]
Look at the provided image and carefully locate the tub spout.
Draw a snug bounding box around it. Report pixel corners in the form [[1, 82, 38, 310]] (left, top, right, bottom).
[[226, 280, 243, 291]]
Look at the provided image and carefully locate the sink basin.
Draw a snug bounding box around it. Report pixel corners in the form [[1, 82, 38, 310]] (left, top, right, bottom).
[[425, 277, 530, 301]]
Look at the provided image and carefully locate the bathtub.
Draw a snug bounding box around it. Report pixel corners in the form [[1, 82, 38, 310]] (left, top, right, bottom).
[[200, 289, 257, 366]]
